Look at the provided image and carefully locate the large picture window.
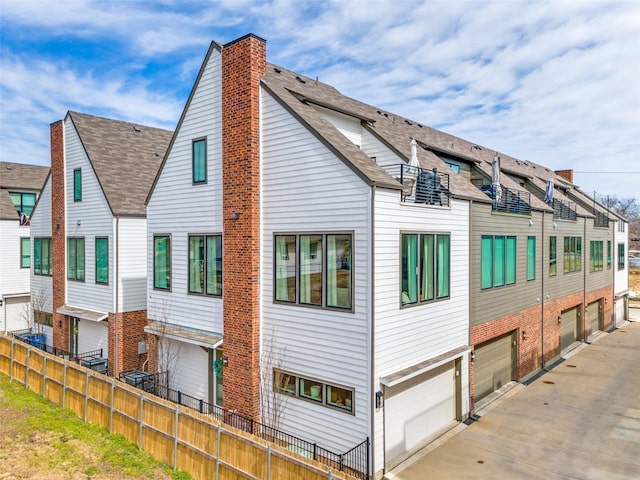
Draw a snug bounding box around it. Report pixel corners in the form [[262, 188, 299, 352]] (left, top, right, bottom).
[[481, 235, 516, 289], [549, 236, 557, 277], [563, 236, 582, 273], [188, 234, 222, 296], [95, 237, 109, 284], [67, 237, 85, 281], [274, 233, 352, 310], [34, 237, 52, 276], [20, 237, 30, 268], [154, 235, 171, 290], [590, 240, 603, 272], [527, 236, 536, 281], [192, 138, 207, 184], [618, 243, 625, 270], [401, 233, 450, 305]]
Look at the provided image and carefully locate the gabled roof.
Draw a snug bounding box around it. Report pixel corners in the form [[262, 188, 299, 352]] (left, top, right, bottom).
[[0, 162, 49, 220], [67, 111, 173, 216]]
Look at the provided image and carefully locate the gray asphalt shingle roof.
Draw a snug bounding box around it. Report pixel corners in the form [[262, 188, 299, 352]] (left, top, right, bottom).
[[68, 111, 173, 216]]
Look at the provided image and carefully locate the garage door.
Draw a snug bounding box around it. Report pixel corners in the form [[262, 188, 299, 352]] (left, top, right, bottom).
[[4, 295, 30, 332], [560, 306, 581, 351], [587, 300, 602, 337], [384, 362, 457, 468], [474, 332, 516, 402], [77, 319, 108, 356], [615, 297, 627, 326]]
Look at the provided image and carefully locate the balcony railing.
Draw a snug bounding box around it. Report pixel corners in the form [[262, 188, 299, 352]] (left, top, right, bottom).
[[552, 198, 577, 221], [480, 185, 531, 215], [593, 210, 609, 228], [388, 164, 450, 207]]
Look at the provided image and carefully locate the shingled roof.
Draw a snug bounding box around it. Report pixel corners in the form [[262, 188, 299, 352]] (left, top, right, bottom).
[[67, 111, 173, 216], [0, 162, 49, 221]]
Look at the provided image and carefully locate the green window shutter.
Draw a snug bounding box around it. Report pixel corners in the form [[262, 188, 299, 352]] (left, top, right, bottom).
[[436, 235, 450, 298], [481, 236, 493, 289], [527, 236, 536, 280]]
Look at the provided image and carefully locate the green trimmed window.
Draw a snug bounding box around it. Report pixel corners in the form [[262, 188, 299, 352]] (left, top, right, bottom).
[[34, 237, 52, 276], [192, 138, 207, 184], [9, 192, 36, 217], [401, 233, 450, 305], [274, 233, 352, 310], [607, 241, 611, 269], [95, 237, 109, 284], [20, 237, 30, 268], [618, 243, 625, 270], [67, 237, 85, 281], [154, 236, 171, 290], [481, 235, 517, 289], [590, 240, 603, 272], [73, 169, 82, 201], [549, 236, 557, 277], [188, 234, 222, 296], [527, 236, 536, 281], [563, 236, 582, 273]]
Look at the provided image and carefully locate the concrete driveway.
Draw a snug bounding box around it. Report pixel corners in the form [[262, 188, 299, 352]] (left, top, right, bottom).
[[387, 312, 640, 480]]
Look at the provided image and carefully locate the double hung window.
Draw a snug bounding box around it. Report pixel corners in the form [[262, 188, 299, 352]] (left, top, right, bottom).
[[67, 237, 85, 281], [401, 233, 450, 305], [154, 235, 171, 290], [274, 233, 352, 310], [481, 235, 516, 289], [188, 234, 222, 295]]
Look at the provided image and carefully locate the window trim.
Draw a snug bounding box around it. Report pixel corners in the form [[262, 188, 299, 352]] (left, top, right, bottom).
[[73, 168, 82, 202], [20, 237, 30, 268], [192, 137, 207, 184], [187, 234, 222, 296], [273, 232, 354, 312], [153, 234, 172, 291], [67, 237, 85, 282], [95, 237, 109, 285], [400, 231, 451, 307], [33, 237, 52, 276], [273, 368, 355, 415]]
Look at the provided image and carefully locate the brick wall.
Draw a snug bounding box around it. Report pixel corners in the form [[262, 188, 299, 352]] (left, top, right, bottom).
[[50, 120, 69, 352], [107, 309, 148, 377], [221, 34, 266, 421]]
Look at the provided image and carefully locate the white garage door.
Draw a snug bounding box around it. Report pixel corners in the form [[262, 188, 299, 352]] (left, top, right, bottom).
[[162, 340, 210, 402], [77, 319, 108, 356], [4, 295, 30, 332], [615, 298, 626, 326], [384, 362, 456, 468]]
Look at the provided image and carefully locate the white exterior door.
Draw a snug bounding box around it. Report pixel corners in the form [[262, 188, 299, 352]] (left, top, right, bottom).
[[77, 319, 108, 357], [384, 362, 456, 468]]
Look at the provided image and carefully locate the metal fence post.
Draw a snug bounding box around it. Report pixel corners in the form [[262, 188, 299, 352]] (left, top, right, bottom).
[[313, 443, 317, 461]]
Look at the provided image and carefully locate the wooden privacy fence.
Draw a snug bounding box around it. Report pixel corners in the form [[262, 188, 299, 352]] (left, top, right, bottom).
[[0, 335, 359, 480]]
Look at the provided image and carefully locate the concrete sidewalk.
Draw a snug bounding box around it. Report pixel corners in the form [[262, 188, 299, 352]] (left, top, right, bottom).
[[387, 313, 640, 480]]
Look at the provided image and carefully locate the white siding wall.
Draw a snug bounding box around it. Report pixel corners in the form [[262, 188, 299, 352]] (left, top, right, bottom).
[[163, 339, 209, 400], [372, 193, 470, 472], [614, 220, 628, 295], [146, 48, 223, 334], [361, 129, 404, 169], [313, 105, 362, 147], [77, 319, 108, 355], [29, 178, 54, 322], [262, 91, 371, 453], [117, 217, 148, 311], [65, 120, 114, 313], [0, 219, 31, 332]]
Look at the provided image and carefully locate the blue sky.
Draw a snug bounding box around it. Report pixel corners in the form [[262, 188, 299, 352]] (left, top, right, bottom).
[[1, 0, 639, 200]]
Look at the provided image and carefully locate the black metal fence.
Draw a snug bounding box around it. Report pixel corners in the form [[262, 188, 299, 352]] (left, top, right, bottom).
[[390, 164, 450, 207], [146, 381, 370, 479], [552, 198, 577, 221], [480, 184, 531, 215], [593, 210, 609, 228]]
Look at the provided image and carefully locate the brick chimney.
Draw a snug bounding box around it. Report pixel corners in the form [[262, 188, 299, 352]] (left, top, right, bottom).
[[50, 120, 69, 352], [554, 169, 574, 183], [221, 34, 266, 421]]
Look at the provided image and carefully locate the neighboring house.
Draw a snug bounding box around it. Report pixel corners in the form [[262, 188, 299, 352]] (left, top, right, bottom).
[[29, 112, 171, 376], [0, 162, 48, 332], [144, 34, 628, 477]]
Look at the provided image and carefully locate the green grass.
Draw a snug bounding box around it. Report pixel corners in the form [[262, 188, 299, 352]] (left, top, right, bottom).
[[0, 372, 192, 479]]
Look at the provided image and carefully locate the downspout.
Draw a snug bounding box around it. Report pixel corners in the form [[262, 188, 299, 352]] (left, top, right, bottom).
[[2, 295, 6, 333], [468, 200, 473, 412], [540, 211, 545, 370], [114, 216, 119, 376], [369, 185, 376, 477], [583, 217, 587, 339]]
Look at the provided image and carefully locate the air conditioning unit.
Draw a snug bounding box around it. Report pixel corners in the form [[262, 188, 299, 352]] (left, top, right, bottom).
[[123, 371, 156, 394], [80, 357, 108, 375]]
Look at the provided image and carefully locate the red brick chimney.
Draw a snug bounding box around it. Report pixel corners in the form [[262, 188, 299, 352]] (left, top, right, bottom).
[[50, 120, 69, 352], [554, 169, 574, 183], [221, 34, 266, 420]]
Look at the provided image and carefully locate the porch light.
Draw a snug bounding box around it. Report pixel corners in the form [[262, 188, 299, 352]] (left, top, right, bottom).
[[375, 390, 384, 409]]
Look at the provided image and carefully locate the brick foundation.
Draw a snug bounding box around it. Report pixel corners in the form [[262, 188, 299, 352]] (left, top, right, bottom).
[[221, 34, 266, 420]]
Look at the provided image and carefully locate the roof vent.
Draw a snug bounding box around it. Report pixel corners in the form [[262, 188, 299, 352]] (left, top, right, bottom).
[[295, 76, 306, 84], [274, 67, 281, 74], [404, 119, 412, 126], [418, 124, 423, 128], [133, 126, 141, 133]]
